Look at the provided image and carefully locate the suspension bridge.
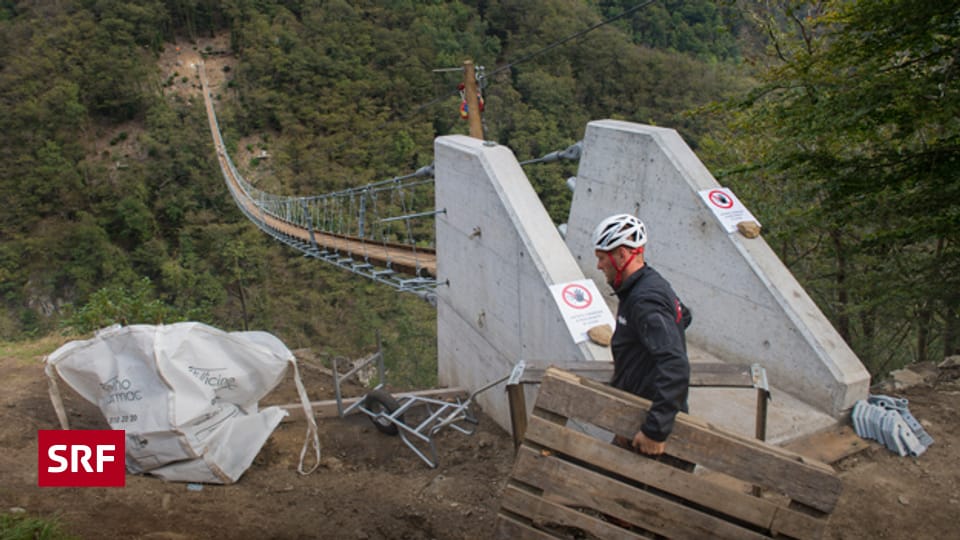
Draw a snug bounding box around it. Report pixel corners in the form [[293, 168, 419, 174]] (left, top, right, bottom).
[[198, 61, 441, 298], [197, 59, 584, 302]]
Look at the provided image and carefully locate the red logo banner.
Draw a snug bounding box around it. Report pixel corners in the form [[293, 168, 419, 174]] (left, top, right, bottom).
[[37, 430, 126, 487]]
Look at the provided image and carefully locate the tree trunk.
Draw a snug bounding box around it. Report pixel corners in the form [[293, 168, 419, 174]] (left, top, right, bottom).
[[831, 229, 850, 342], [237, 280, 248, 331], [916, 304, 931, 364], [860, 305, 876, 370], [228, 281, 250, 332], [945, 305, 960, 357], [933, 237, 958, 359]]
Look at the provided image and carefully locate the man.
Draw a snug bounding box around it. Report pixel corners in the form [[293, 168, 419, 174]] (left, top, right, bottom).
[[592, 213, 691, 456]]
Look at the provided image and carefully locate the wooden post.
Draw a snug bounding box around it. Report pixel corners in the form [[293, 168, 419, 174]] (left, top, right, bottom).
[[463, 59, 484, 140], [755, 388, 768, 442], [752, 388, 769, 497], [506, 383, 527, 452]]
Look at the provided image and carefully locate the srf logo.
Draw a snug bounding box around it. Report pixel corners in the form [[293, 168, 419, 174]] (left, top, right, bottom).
[[37, 430, 125, 487]]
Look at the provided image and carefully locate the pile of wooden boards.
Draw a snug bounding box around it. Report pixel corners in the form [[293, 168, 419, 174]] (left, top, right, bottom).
[[496, 367, 842, 539]]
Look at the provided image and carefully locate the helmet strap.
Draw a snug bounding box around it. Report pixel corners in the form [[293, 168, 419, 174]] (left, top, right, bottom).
[[607, 246, 644, 288]]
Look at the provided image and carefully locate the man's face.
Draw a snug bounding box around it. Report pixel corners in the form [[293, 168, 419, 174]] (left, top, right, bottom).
[[595, 249, 619, 287]]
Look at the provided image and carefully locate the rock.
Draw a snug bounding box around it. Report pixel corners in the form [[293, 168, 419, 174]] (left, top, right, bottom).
[[940, 355, 960, 369], [890, 367, 929, 390], [322, 456, 345, 472], [938, 356, 960, 381], [587, 324, 613, 347], [420, 474, 453, 499], [737, 221, 762, 238]]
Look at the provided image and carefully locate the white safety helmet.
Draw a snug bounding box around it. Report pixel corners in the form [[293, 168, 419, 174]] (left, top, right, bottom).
[[591, 213, 647, 251]]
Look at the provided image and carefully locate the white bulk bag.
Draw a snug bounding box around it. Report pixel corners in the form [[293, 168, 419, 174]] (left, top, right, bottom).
[[45, 322, 320, 483]]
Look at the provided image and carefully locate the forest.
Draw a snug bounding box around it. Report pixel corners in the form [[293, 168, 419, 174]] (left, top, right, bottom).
[[0, 0, 956, 381]]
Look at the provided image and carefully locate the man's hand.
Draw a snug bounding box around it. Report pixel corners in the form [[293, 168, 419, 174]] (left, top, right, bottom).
[[632, 431, 666, 455], [612, 434, 632, 449]]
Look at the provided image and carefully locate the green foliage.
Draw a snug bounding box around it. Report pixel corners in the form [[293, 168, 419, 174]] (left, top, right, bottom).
[[0, 334, 74, 363], [109, 131, 128, 145], [0, 512, 76, 540], [61, 277, 183, 334], [700, 0, 960, 375], [599, 0, 745, 62], [477, 1, 751, 154]]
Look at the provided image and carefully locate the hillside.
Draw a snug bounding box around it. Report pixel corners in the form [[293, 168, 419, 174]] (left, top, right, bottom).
[[0, 0, 756, 372]]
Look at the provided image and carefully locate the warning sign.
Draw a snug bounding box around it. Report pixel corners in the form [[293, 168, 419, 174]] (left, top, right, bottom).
[[707, 189, 734, 209], [550, 279, 615, 343], [561, 283, 593, 309], [698, 187, 760, 233]]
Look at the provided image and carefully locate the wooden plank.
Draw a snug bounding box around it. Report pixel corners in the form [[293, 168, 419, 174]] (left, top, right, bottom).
[[534, 368, 841, 514], [520, 362, 755, 387], [277, 387, 467, 422], [574, 372, 840, 508], [781, 424, 869, 465], [523, 415, 827, 540], [520, 361, 613, 384], [501, 485, 645, 540], [507, 383, 528, 452], [511, 446, 769, 540], [771, 505, 825, 540], [556, 369, 834, 475], [521, 415, 824, 540], [756, 388, 768, 441], [688, 363, 754, 387], [531, 406, 569, 426], [495, 513, 562, 540], [570, 368, 834, 482]]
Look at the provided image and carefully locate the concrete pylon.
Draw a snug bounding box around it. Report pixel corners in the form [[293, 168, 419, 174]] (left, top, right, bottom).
[[434, 136, 610, 429], [563, 121, 870, 419]]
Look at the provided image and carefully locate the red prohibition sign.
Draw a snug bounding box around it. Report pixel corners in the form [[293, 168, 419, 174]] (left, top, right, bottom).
[[708, 189, 734, 209], [562, 284, 592, 309]]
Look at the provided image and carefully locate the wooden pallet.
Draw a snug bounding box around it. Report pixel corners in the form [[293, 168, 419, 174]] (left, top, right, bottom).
[[495, 367, 842, 539]]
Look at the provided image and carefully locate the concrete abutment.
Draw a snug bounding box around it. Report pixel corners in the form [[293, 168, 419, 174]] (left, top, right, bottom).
[[434, 121, 870, 444]]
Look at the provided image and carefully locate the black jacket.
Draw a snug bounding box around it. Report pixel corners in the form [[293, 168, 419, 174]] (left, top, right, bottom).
[[610, 265, 691, 442]]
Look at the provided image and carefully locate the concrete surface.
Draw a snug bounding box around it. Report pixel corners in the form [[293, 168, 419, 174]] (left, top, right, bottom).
[[433, 135, 610, 428], [687, 345, 838, 444], [433, 121, 870, 445], [563, 120, 870, 419]]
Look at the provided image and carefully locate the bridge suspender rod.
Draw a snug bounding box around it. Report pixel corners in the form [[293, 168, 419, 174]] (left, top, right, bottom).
[[379, 209, 446, 223], [302, 199, 318, 253]]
